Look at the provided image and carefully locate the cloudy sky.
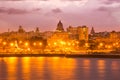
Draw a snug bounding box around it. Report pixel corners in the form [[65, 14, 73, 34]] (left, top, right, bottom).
[[0, 0, 120, 32]]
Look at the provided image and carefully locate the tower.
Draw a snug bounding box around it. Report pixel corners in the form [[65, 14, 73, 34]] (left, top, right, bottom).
[[56, 20, 64, 32], [35, 27, 40, 33], [18, 26, 25, 33], [90, 27, 95, 35]]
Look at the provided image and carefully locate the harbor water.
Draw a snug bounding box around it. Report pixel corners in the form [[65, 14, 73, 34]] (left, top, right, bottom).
[[0, 57, 120, 80]]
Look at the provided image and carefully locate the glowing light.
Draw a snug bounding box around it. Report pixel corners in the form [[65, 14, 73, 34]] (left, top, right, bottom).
[[116, 42, 119, 45], [76, 41, 79, 44], [28, 48, 30, 51], [19, 41, 22, 44], [10, 43, 14, 47], [3, 42, 7, 45], [48, 43, 50, 46], [85, 43, 89, 47], [60, 41, 66, 45], [99, 43, 103, 47], [39, 42, 42, 46], [68, 42, 71, 46], [25, 42, 29, 47], [54, 42, 57, 45], [33, 42, 36, 46], [106, 45, 112, 49]]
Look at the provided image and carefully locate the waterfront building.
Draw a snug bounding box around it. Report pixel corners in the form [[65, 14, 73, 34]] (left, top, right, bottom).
[[56, 20, 64, 32], [0, 21, 119, 53], [90, 27, 95, 35], [42, 31, 54, 39], [67, 25, 88, 41], [35, 27, 40, 33], [47, 21, 69, 51], [18, 26, 25, 33], [0, 26, 47, 53]]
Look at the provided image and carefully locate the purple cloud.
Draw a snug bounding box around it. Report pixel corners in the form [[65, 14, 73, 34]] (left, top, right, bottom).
[[0, 0, 49, 1], [0, 7, 28, 14], [1, 0, 25, 1], [0, 7, 41, 15], [63, 0, 82, 1], [108, 0, 120, 2], [52, 8, 62, 13], [32, 8, 41, 12], [97, 7, 109, 12], [104, 0, 120, 4]]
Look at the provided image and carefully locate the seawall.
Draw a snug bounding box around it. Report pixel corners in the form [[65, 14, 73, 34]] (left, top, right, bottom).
[[0, 53, 120, 59]]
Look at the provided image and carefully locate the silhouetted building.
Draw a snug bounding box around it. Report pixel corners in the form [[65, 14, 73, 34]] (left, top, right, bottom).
[[35, 27, 40, 33], [90, 27, 95, 35], [18, 26, 25, 33], [56, 20, 64, 32]]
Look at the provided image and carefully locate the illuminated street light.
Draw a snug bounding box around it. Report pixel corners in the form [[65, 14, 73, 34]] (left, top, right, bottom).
[[106, 45, 112, 49], [48, 43, 50, 46], [33, 42, 36, 46], [19, 41, 22, 44], [76, 41, 79, 44], [10, 43, 14, 47], [68, 42, 71, 46], [25, 42, 29, 47], [116, 42, 119, 45], [99, 43, 103, 47], [60, 41, 66, 45], [85, 43, 89, 47], [54, 42, 57, 46], [39, 42, 42, 46], [108, 46, 111, 49], [27, 48, 31, 51], [3, 42, 6, 45]]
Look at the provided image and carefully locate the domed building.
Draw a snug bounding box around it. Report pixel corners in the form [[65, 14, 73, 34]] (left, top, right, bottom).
[[56, 20, 64, 32], [18, 26, 25, 33]]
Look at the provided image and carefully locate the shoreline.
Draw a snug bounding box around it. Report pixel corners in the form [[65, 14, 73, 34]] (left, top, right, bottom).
[[0, 53, 120, 59]]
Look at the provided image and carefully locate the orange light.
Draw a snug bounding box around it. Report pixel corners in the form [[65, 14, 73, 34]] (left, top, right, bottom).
[[3, 42, 7, 45], [39, 42, 42, 46], [33, 42, 36, 46], [54, 42, 57, 45], [25, 42, 29, 47], [60, 41, 65, 45], [10, 43, 14, 47], [27, 48, 30, 51], [99, 43, 103, 46], [19, 41, 22, 44], [85, 43, 89, 47], [68, 42, 71, 46]]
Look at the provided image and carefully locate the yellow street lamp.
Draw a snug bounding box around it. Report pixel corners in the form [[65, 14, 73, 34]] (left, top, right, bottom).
[[19, 41, 22, 44], [54, 42, 57, 46], [60, 41, 66, 45], [85, 43, 89, 47], [33, 42, 36, 46], [76, 41, 79, 44], [99, 43, 103, 47], [10, 43, 14, 47], [39, 42, 42, 46], [25, 42, 29, 47], [68, 42, 71, 46], [3, 42, 7, 45], [116, 42, 119, 45], [27, 48, 31, 51]]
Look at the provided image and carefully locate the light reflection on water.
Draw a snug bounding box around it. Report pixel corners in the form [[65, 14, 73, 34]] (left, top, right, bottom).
[[0, 57, 120, 80]]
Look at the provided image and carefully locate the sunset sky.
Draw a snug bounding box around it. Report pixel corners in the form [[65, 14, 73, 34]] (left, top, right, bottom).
[[0, 0, 120, 32]]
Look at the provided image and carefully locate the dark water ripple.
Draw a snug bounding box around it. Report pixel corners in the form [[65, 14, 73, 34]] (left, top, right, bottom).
[[0, 57, 120, 80]]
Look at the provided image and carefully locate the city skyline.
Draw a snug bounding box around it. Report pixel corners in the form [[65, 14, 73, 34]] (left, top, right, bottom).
[[0, 0, 120, 32]]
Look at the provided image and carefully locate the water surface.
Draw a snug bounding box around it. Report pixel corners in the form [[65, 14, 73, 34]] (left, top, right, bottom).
[[0, 57, 120, 80]]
